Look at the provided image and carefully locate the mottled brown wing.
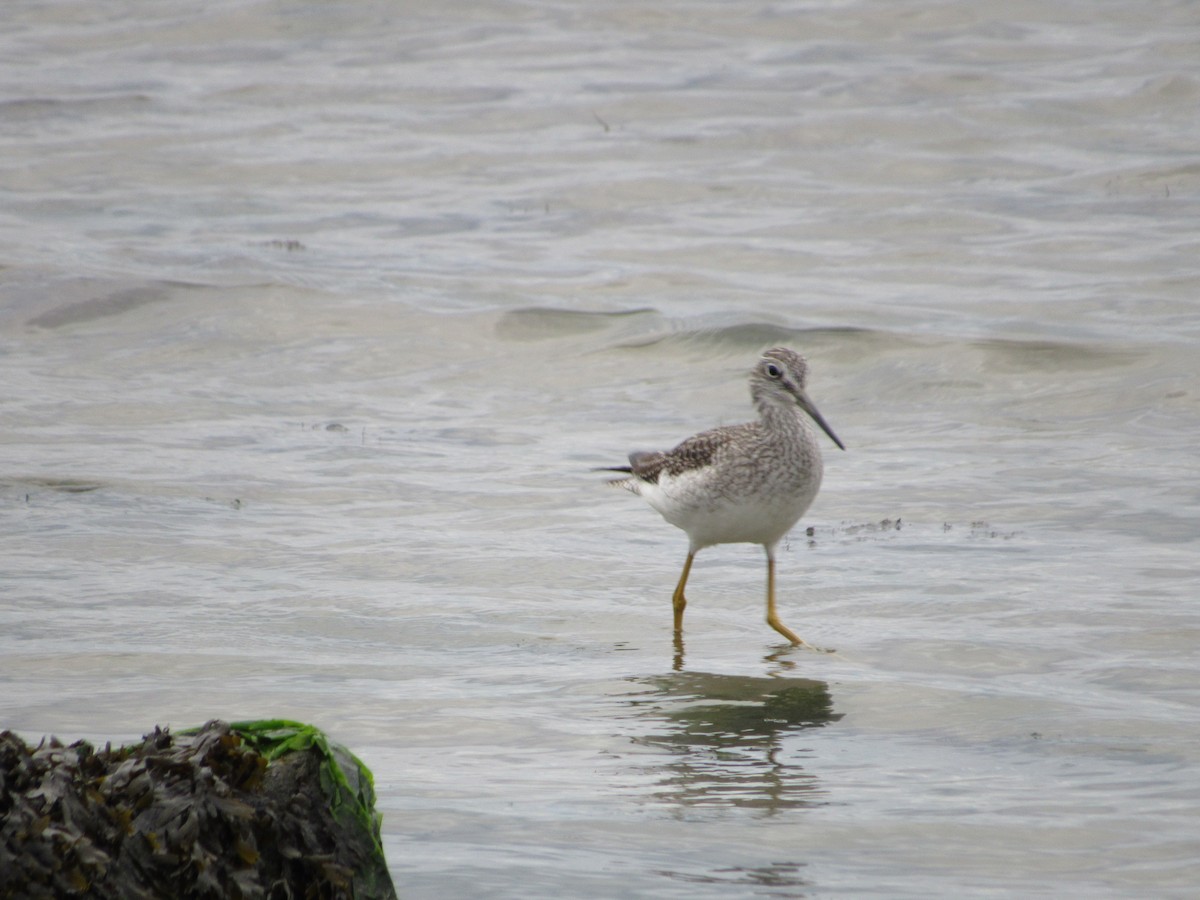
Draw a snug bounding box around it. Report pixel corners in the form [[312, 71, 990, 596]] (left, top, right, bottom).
[[660, 424, 750, 478], [625, 423, 753, 484]]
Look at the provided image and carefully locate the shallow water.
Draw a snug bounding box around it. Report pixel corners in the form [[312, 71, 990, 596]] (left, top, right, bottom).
[[3, 1, 1199, 896]]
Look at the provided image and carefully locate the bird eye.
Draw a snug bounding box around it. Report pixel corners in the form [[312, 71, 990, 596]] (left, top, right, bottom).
[[765, 363, 782, 378]]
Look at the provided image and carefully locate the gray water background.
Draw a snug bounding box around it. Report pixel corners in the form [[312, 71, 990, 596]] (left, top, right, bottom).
[[2, 1, 1199, 896]]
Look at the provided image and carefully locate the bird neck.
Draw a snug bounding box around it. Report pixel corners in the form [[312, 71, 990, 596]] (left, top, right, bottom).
[[753, 392, 809, 440]]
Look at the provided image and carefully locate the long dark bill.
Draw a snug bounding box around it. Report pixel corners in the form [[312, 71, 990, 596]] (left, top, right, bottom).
[[798, 394, 846, 451]]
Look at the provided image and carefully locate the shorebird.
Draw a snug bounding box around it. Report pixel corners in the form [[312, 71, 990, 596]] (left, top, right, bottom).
[[606, 347, 844, 647]]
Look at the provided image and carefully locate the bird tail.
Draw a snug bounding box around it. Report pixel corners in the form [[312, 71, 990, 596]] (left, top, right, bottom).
[[591, 466, 640, 493]]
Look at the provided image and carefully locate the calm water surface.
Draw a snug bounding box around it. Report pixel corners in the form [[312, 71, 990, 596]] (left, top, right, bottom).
[[2, 2, 1199, 897]]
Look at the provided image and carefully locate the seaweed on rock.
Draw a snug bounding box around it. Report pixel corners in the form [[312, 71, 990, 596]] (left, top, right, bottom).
[[0, 719, 396, 900]]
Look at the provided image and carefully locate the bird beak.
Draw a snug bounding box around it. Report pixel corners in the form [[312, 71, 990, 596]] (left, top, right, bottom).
[[798, 393, 846, 450]]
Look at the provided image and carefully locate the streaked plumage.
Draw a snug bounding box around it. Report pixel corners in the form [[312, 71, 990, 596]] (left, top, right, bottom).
[[607, 347, 844, 647]]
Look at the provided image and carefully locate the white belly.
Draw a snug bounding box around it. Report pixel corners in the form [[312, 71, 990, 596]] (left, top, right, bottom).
[[639, 461, 822, 550]]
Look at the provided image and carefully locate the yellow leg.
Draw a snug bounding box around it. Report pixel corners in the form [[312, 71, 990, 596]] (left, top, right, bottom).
[[672, 551, 695, 634], [765, 551, 807, 647]]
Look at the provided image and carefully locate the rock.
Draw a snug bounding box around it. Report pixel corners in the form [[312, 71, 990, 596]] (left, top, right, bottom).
[[0, 719, 397, 899]]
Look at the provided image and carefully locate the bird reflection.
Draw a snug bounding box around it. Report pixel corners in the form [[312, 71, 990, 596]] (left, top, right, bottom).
[[623, 670, 840, 812]]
